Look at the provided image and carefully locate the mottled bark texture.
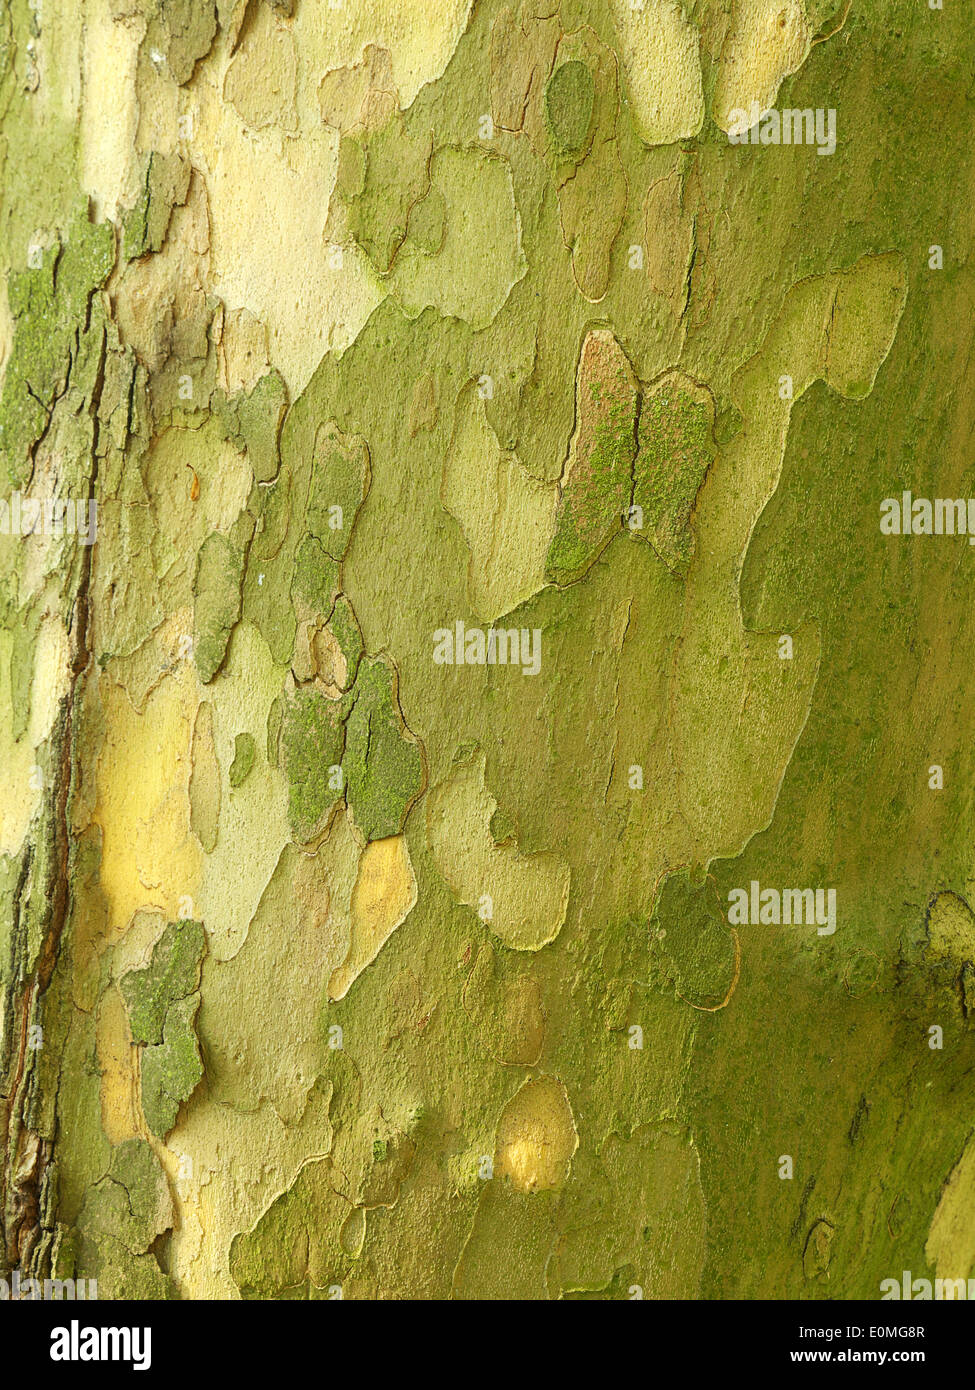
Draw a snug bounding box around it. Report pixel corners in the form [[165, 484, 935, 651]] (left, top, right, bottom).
[[0, 0, 973, 1300]]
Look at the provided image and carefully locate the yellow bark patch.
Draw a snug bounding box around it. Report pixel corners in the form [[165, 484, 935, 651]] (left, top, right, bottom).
[[610, 0, 704, 146], [92, 664, 202, 939], [713, 0, 811, 133], [97, 984, 143, 1146], [495, 1075, 578, 1193], [926, 1137, 975, 1283], [926, 891, 975, 965], [328, 835, 417, 1001]]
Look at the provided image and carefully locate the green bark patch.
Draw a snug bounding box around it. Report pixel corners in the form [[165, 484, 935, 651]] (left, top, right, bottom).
[[546, 329, 639, 586], [242, 468, 300, 665], [544, 60, 595, 155], [633, 371, 715, 575], [406, 185, 447, 256], [0, 202, 114, 487], [307, 424, 370, 561], [120, 920, 207, 1137], [292, 535, 340, 616], [122, 151, 191, 260], [194, 531, 246, 683], [78, 1138, 173, 1255], [280, 687, 346, 839], [343, 657, 423, 842], [229, 731, 256, 788], [141, 993, 205, 1139], [389, 146, 528, 331], [142, 0, 218, 86], [649, 869, 737, 1012], [229, 1159, 351, 1299], [329, 595, 363, 688], [120, 920, 206, 1045], [76, 1140, 174, 1298], [216, 370, 288, 484], [546, 27, 627, 301], [332, 114, 432, 274]]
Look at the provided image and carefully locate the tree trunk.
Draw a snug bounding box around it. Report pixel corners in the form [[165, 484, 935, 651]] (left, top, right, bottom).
[[1, 0, 973, 1300]]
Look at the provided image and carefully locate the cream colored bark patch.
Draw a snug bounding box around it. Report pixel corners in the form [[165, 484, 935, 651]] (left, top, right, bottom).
[[161, 1086, 334, 1299], [189, 701, 221, 854], [147, 422, 253, 543], [216, 306, 270, 396], [610, 0, 704, 145], [194, 622, 290, 960], [200, 821, 356, 1121], [319, 44, 398, 134], [80, 0, 143, 220], [426, 752, 570, 952], [442, 387, 557, 623], [713, 0, 811, 133], [329, 835, 417, 1001], [302, 0, 474, 111], [29, 616, 71, 748], [495, 1075, 578, 1193], [224, 7, 298, 132], [192, 65, 385, 398]]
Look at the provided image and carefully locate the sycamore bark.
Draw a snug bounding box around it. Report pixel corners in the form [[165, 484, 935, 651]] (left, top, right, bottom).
[[1, 0, 974, 1300]]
